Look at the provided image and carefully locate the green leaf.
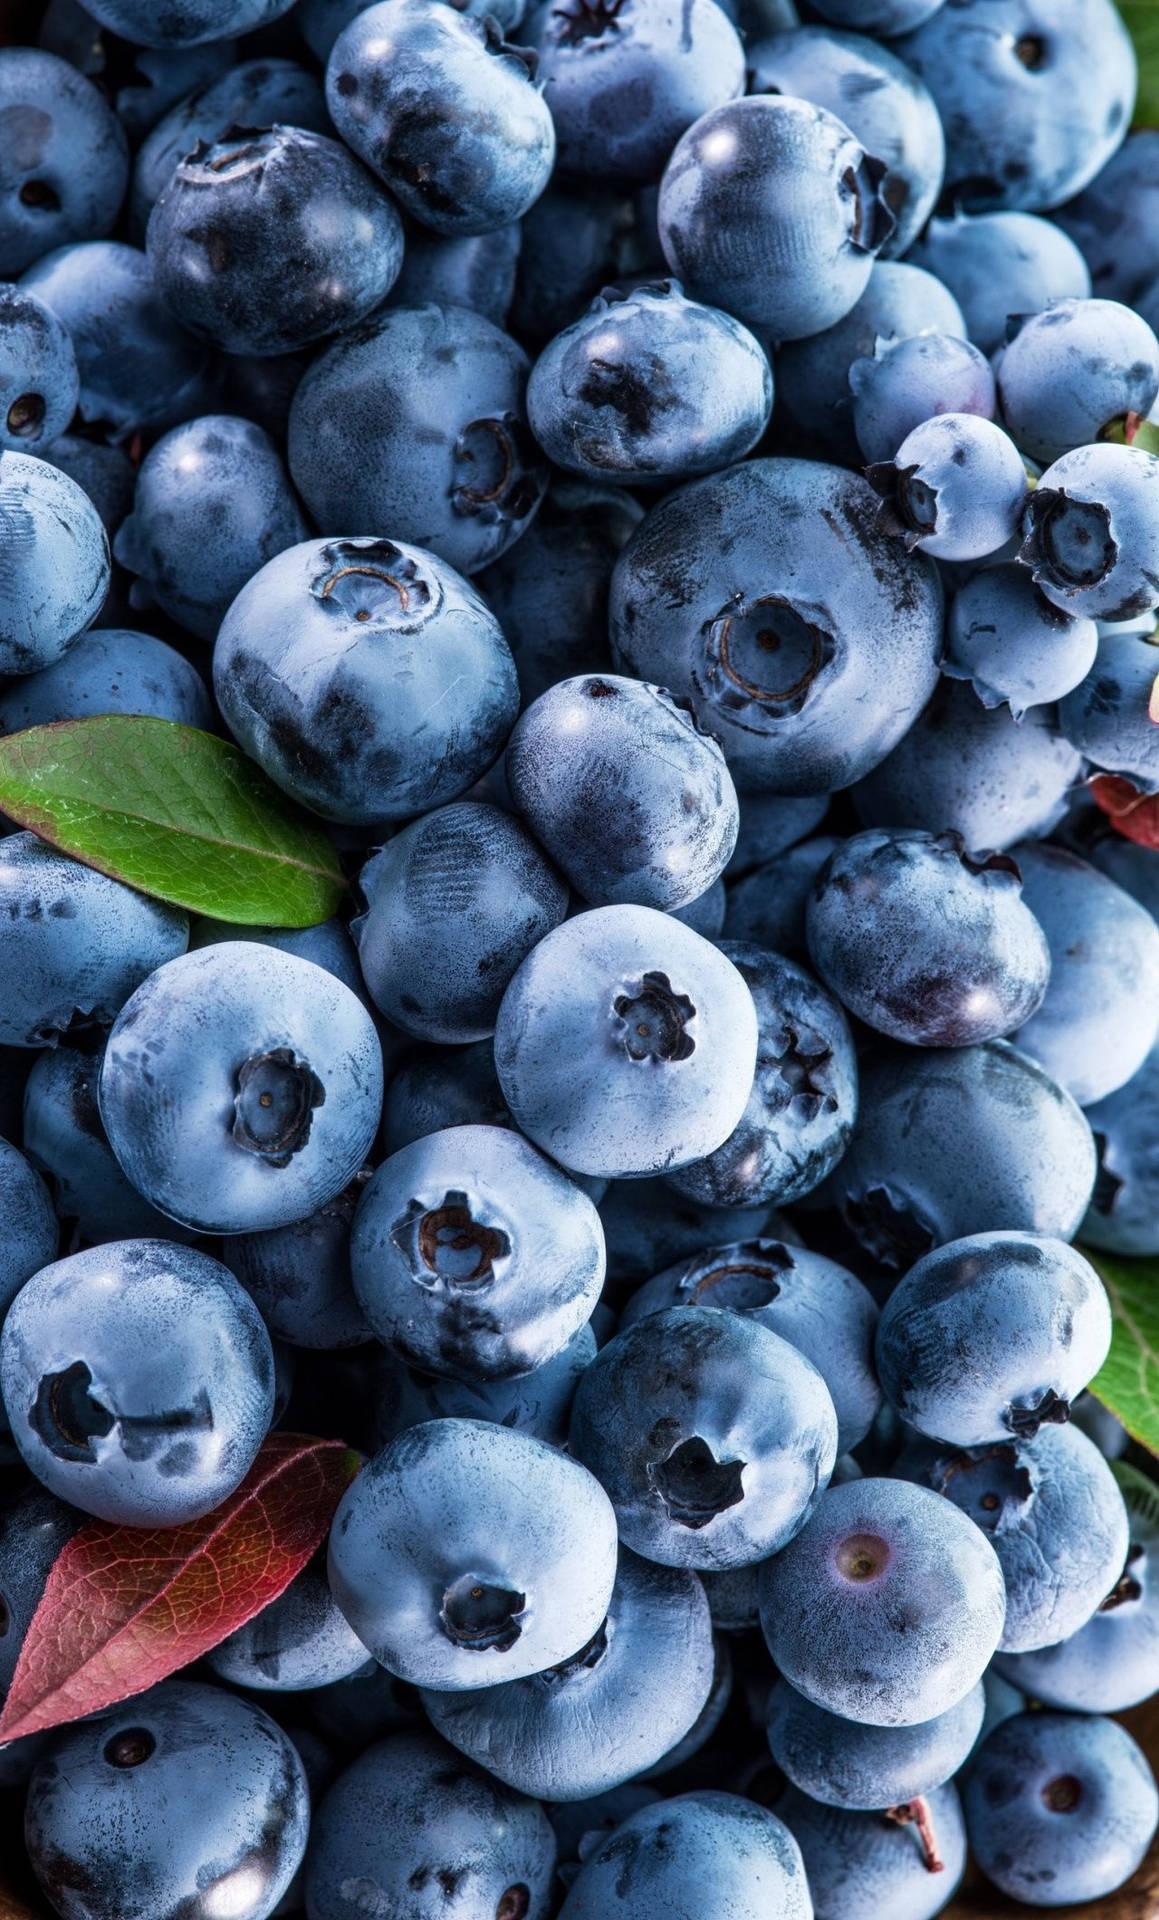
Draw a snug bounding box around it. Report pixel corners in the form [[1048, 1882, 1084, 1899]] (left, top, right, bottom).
[[0, 718, 346, 927], [1119, 0, 1159, 124], [1085, 1249, 1159, 1457]]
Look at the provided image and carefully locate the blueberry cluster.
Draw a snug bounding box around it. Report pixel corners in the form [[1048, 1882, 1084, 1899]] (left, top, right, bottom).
[[1, 0, 1159, 1916]]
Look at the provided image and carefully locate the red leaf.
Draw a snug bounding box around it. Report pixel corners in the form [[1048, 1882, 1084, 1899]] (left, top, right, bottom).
[[0, 1433, 360, 1745], [1091, 773, 1159, 849]]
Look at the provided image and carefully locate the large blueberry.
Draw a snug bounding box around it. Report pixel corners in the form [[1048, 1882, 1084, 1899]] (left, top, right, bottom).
[[557, 1790, 811, 1920], [0, 48, 128, 276], [1020, 443, 1159, 623], [0, 281, 77, 451], [767, 1675, 985, 1811], [945, 562, 1097, 718], [0, 453, 108, 675], [775, 1780, 967, 1920], [0, 628, 212, 733], [908, 209, 1091, 355], [998, 298, 1159, 465]]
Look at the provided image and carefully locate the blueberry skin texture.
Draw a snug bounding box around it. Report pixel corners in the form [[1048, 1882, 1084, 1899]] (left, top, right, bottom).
[[21, 1043, 188, 1247], [658, 95, 892, 342], [350, 1123, 605, 1381], [131, 58, 328, 238], [851, 333, 996, 467], [570, 1304, 838, 1570], [853, 679, 1083, 850], [1083, 1042, 1159, 1255], [0, 282, 77, 452], [477, 480, 642, 707], [760, 1477, 1005, 1726], [422, 1547, 714, 1800], [746, 27, 944, 261], [965, 1710, 1158, 1907], [997, 298, 1159, 466], [774, 1781, 967, 1920], [353, 802, 568, 1043], [0, 48, 128, 277], [776, 259, 965, 461], [506, 674, 739, 911], [767, 1675, 985, 1812], [84, 0, 296, 45], [146, 126, 405, 359], [0, 1138, 56, 1318], [1060, 631, 1159, 792], [908, 211, 1091, 357], [224, 1175, 372, 1351], [0, 833, 188, 1050], [25, 1680, 309, 1920], [870, 413, 1028, 564], [214, 536, 519, 826], [597, 1175, 793, 1287], [389, 222, 521, 329], [522, 0, 744, 187], [383, 1038, 513, 1156], [811, 0, 945, 27], [666, 942, 858, 1212], [288, 305, 547, 577], [115, 415, 307, 644], [1055, 129, 1159, 308], [37, 432, 134, 541], [207, 1561, 369, 1692], [98, 944, 383, 1236], [1020, 443, 1159, 623], [1011, 841, 1159, 1106], [609, 459, 943, 796], [876, 1231, 1112, 1447], [897, 1423, 1129, 1655], [0, 1486, 76, 1705], [727, 792, 831, 877], [0, 628, 212, 734], [0, 1238, 274, 1525], [944, 562, 1097, 720], [373, 1322, 597, 1452], [21, 241, 211, 443], [304, 1729, 556, 1920], [0, 453, 109, 675], [189, 917, 365, 999], [328, 1418, 618, 1688], [326, 1, 555, 236], [619, 1237, 880, 1452], [527, 282, 771, 485], [895, 0, 1135, 213], [805, 828, 1050, 1049], [825, 1041, 1097, 1270], [493, 904, 759, 1178], [109, 40, 238, 144], [557, 1790, 811, 1920]]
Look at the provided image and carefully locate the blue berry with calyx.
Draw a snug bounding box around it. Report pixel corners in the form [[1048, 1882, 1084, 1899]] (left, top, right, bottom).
[[944, 562, 1097, 719], [0, 628, 213, 733], [1059, 630, 1159, 792], [774, 1781, 967, 1920], [907, 211, 1091, 356], [767, 1675, 985, 1812], [0, 47, 128, 276], [851, 333, 996, 467], [0, 281, 77, 451], [1019, 442, 1159, 623], [0, 453, 108, 676], [868, 413, 1028, 562], [558, 1789, 811, 1920], [997, 298, 1159, 466]]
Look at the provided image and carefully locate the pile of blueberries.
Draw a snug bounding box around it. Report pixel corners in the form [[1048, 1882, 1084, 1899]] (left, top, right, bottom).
[[4, 0, 1159, 1913]]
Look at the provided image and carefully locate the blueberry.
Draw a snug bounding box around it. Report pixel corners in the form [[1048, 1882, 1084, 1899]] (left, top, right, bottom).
[[964, 1710, 1158, 1907], [25, 1680, 309, 1920], [422, 1546, 713, 1800], [746, 26, 944, 260], [374, 1322, 597, 1451], [0, 627, 213, 733], [351, 1123, 605, 1380], [304, 1728, 557, 1920], [570, 1304, 837, 1569], [389, 221, 522, 329], [224, 1173, 372, 1350], [510, 179, 652, 346], [527, 281, 772, 485], [109, 40, 237, 143], [810, 0, 945, 27], [898, 1423, 1129, 1654], [0, 48, 128, 276], [214, 536, 519, 825], [1054, 129, 1159, 307], [776, 260, 965, 462], [22, 1043, 187, 1246], [869, 413, 1028, 563], [131, 57, 328, 238], [997, 298, 1159, 465], [1060, 629, 1159, 791], [146, 126, 405, 358], [548, 1783, 662, 1881], [826, 1041, 1097, 1269], [1020, 443, 1159, 625], [494, 904, 759, 1178], [671, 876, 726, 936], [666, 941, 857, 1211], [637, 1632, 732, 1777], [507, 674, 738, 910], [99, 943, 383, 1235], [760, 1477, 1005, 1726], [383, 1039, 513, 1156], [189, 916, 367, 998], [0, 1138, 55, 1318], [83, 0, 296, 46], [853, 679, 1083, 850], [0, 452, 109, 675], [609, 459, 942, 795], [895, 0, 1135, 213], [619, 1237, 880, 1452], [876, 1231, 1111, 1447], [556, 1790, 811, 1919], [0, 282, 77, 451], [1082, 1040, 1159, 1255], [288, 305, 548, 577], [353, 802, 568, 1042], [726, 793, 832, 877], [944, 562, 1097, 718], [0, 1238, 274, 1525], [850, 333, 996, 467], [328, 1418, 618, 1687], [907, 211, 1092, 356], [114, 415, 307, 643], [21, 240, 212, 442], [0, 1484, 76, 1707], [774, 1781, 967, 1920], [767, 1676, 985, 1812], [658, 95, 893, 341], [206, 1557, 370, 1692], [805, 828, 1050, 1048], [1011, 840, 1159, 1105], [0, 833, 188, 1049], [326, 1, 555, 236], [598, 1175, 795, 1290]]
